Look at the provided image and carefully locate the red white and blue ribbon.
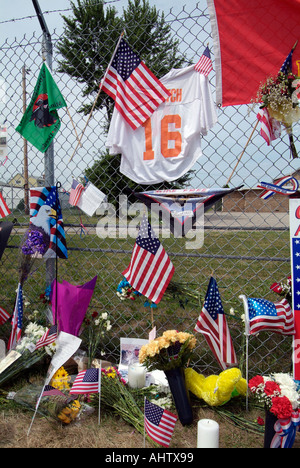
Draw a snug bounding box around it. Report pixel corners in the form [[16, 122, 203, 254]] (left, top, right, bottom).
[[258, 176, 299, 199], [270, 410, 300, 448]]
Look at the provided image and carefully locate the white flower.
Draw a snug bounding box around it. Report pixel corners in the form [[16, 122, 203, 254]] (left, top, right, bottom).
[[101, 312, 108, 320]]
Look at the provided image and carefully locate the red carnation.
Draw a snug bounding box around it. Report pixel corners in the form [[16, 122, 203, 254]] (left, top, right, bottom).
[[270, 396, 293, 419], [248, 375, 264, 391], [264, 380, 281, 397]]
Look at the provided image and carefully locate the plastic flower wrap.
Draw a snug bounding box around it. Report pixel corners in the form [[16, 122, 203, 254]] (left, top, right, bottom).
[[0, 322, 56, 387], [138, 330, 196, 372], [248, 373, 300, 419]]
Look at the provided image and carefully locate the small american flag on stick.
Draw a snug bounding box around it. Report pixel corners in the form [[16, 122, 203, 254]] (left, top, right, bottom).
[[0, 192, 10, 218], [35, 324, 57, 350], [70, 368, 100, 395], [194, 276, 237, 370], [101, 38, 170, 130], [0, 305, 10, 325], [122, 215, 174, 304], [144, 398, 177, 447], [194, 46, 213, 76]]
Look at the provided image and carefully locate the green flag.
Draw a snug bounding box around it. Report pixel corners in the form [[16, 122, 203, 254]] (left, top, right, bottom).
[[16, 62, 67, 152]]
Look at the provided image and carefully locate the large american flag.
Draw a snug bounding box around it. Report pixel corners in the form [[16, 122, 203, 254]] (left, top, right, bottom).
[[194, 46, 213, 76], [144, 398, 177, 448], [101, 38, 170, 130], [35, 324, 57, 350], [194, 277, 237, 370], [122, 215, 174, 304], [247, 297, 295, 336], [7, 283, 23, 350], [0, 192, 10, 218], [0, 305, 10, 325], [70, 368, 100, 395]]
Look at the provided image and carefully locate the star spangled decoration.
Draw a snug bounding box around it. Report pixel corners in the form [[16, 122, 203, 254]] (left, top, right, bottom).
[[292, 238, 300, 310], [83, 368, 99, 382], [112, 39, 141, 79], [248, 298, 278, 319], [136, 216, 160, 255], [146, 399, 165, 425], [204, 280, 224, 319]]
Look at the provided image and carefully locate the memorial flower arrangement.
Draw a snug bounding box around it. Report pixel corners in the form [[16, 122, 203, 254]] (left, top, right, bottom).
[[270, 275, 292, 306], [138, 330, 197, 372], [0, 321, 56, 386], [82, 310, 112, 367], [248, 373, 300, 419], [19, 228, 48, 285], [90, 366, 145, 434], [253, 68, 300, 158]]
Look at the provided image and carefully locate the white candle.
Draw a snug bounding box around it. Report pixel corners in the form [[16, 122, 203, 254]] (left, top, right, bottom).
[[128, 363, 146, 388], [197, 419, 219, 448]]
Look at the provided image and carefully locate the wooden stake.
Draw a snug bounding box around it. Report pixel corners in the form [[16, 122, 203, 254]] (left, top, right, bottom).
[[69, 31, 125, 162], [226, 120, 258, 186]]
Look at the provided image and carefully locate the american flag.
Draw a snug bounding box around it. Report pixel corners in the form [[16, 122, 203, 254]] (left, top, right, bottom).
[[69, 179, 84, 207], [101, 38, 170, 130], [257, 108, 281, 146], [144, 398, 177, 448], [0, 192, 10, 218], [194, 277, 237, 370], [246, 297, 295, 336], [0, 305, 10, 325], [281, 48, 294, 74], [70, 368, 100, 394], [35, 324, 57, 350], [194, 46, 213, 76], [122, 215, 174, 304], [7, 283, 23, 350]]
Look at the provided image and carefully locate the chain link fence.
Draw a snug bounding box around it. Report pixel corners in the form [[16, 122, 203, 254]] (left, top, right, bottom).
[[0, 1, 298, 377]]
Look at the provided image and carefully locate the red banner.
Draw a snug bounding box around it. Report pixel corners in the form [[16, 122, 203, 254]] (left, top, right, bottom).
[[207, 0, 300, 106]]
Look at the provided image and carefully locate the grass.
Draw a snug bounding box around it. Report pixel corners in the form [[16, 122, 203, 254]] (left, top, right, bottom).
[[0, 213, 292, 376]]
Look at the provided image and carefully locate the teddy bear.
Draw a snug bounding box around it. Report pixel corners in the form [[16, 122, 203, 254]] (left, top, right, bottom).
[[185, 367, 247, 406]]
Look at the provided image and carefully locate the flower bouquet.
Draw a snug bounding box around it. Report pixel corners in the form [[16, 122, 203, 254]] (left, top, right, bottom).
[[254, 67, 300, 158], [19, 228, 48, 285], [81, 311, 112, 368], [139, 330, 196, 425], [0, 322, 56, 387], [248, 373, 300, 448], [90, 366, 145, 434]]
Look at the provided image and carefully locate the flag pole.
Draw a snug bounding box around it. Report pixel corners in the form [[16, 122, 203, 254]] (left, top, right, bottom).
[[65, 108, 82, 147], [98, 360, 102, 425], [226, 120, 258, 186], [69, 30, 125, 162], [239, 294, 250, 411]]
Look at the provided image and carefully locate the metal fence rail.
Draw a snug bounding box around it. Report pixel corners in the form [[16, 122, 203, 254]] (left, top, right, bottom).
[[0, 1, 298, 377]]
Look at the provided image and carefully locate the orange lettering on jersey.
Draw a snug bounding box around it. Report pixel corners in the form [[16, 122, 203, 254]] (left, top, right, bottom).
[[166, 89, 183, 103]]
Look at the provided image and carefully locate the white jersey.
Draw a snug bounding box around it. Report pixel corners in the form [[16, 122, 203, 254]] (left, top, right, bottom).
[[106, 65, 217, 185]]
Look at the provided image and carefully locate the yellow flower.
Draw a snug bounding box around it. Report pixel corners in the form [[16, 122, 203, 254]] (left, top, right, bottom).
[[50, 366, 71, 390]]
